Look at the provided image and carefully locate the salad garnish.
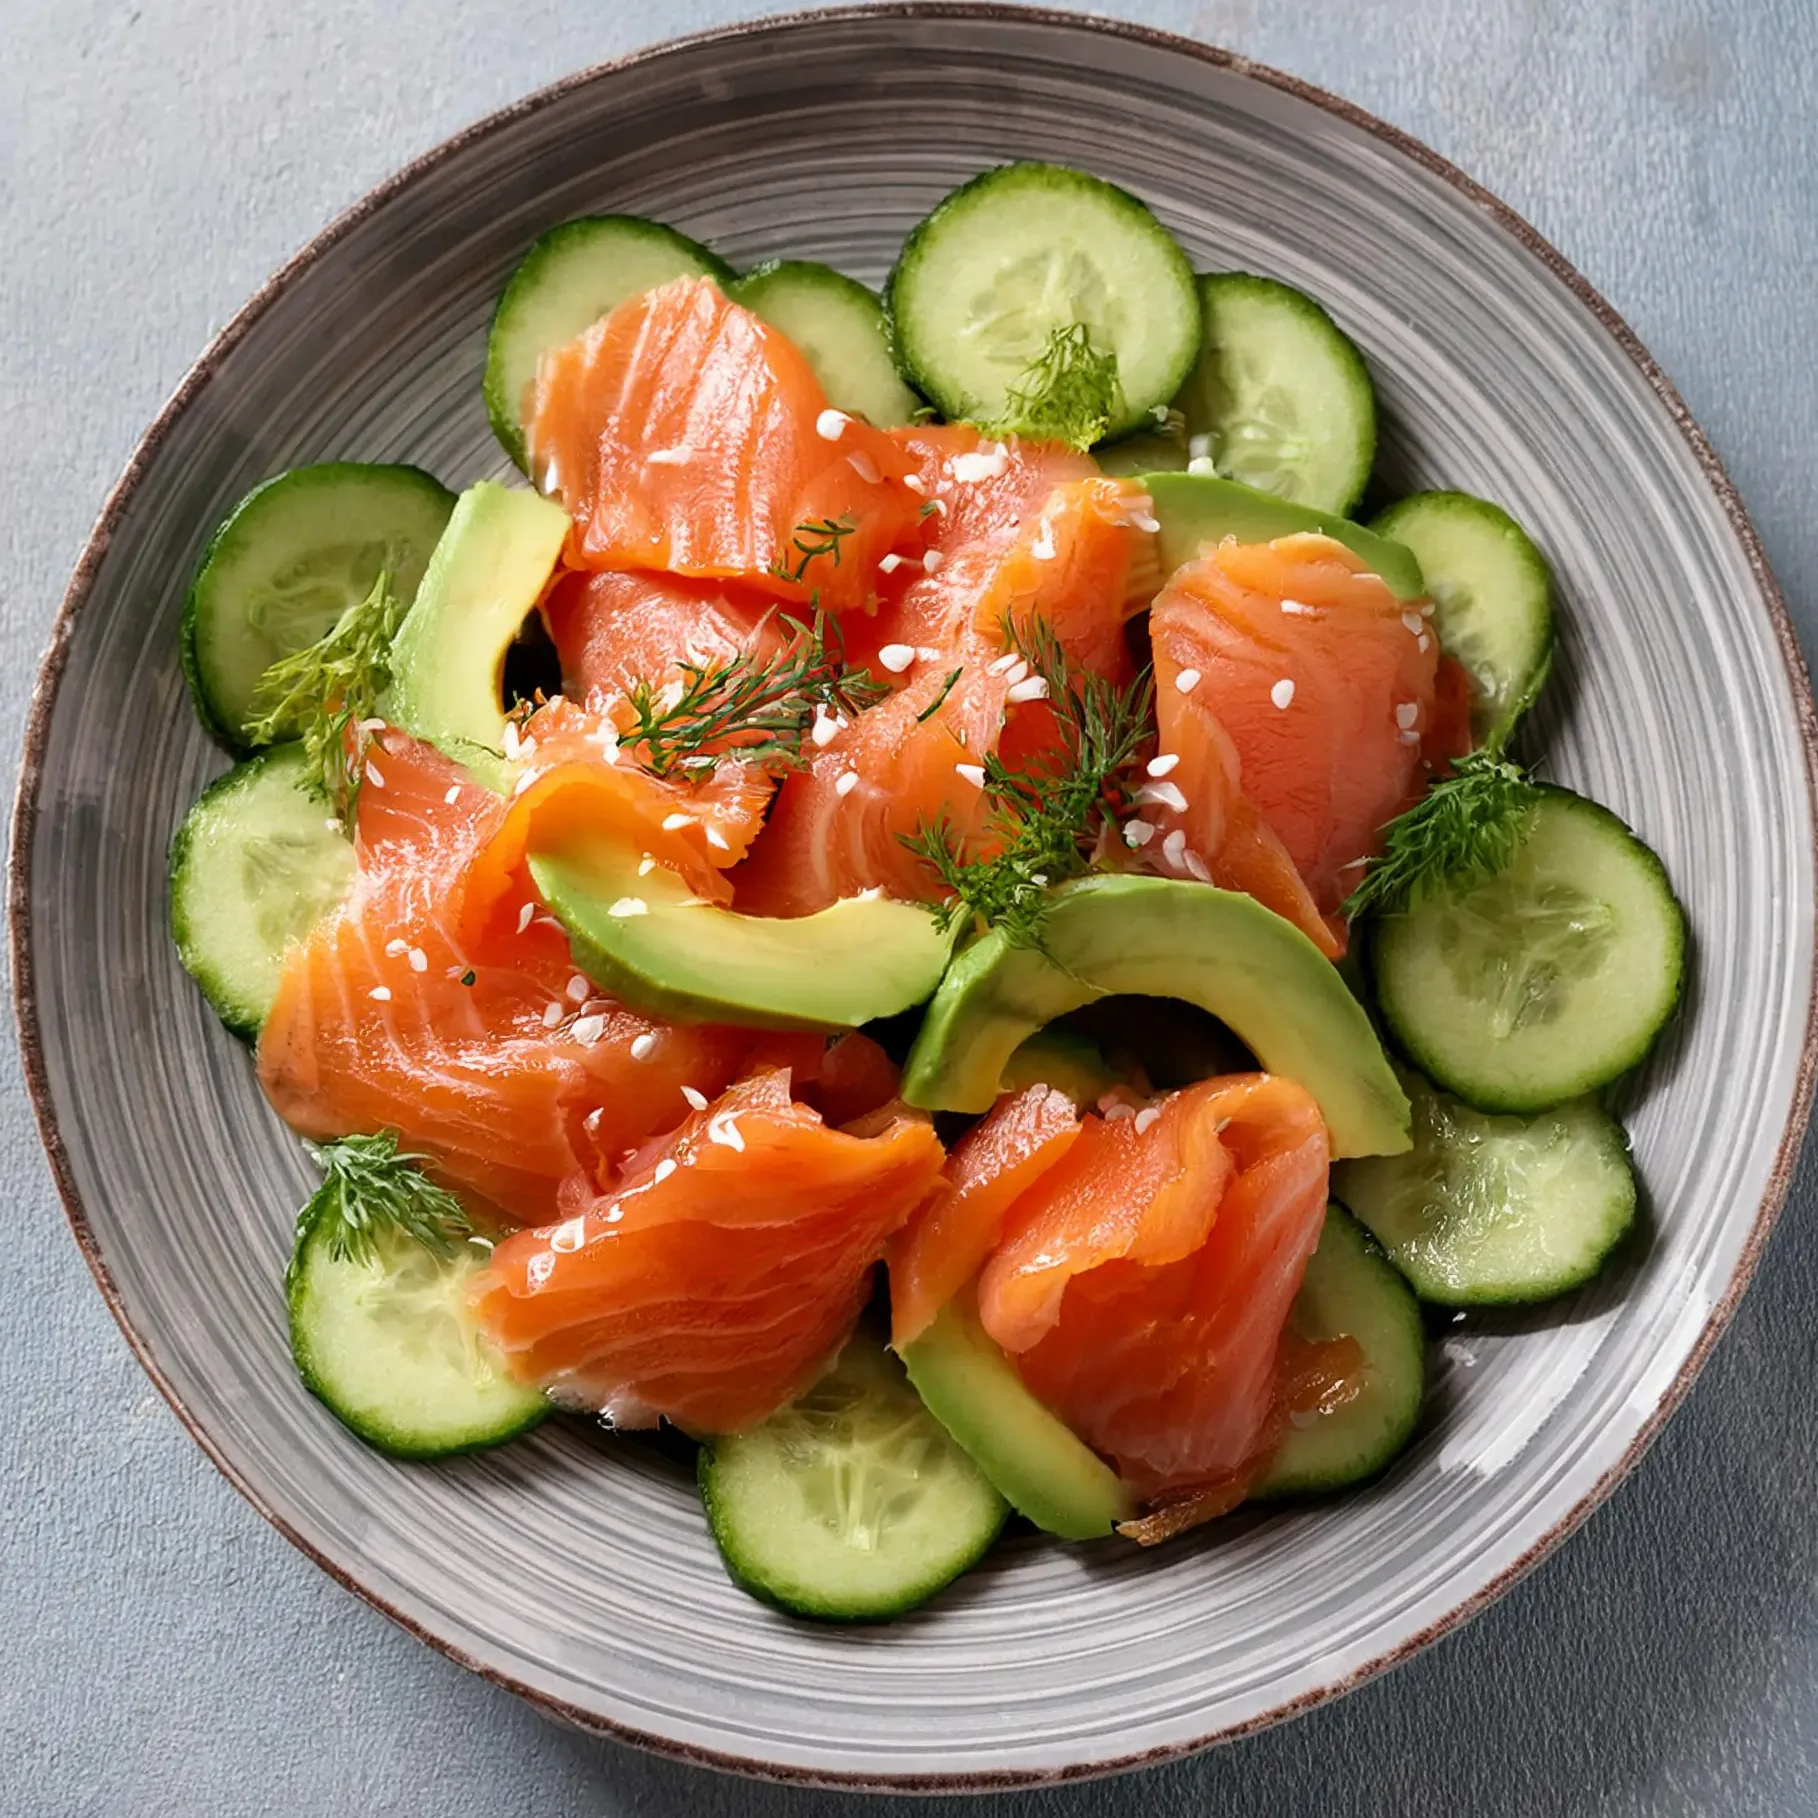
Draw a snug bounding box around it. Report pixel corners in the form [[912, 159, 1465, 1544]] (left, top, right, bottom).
[[301, 1131, 476, 1267], [986, 322, 1122, 450], [244, 569, 403, 820], [769, 513, 859, 586]]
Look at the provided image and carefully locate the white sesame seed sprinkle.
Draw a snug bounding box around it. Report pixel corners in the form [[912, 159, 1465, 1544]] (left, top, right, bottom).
[[407, 947, 428, 973], [1418, 633, 1432, 652], [443, 785, 462, 806], [877, 552, 911, 576], [368, 985, 392, 1002], [988, 651, 1021, 676], [653, 1158, 678, 1184], [645, 444, 694, 466], [1147, 753, 1181, 778], [1396, 701, 1420, 729], [1133, 1105, 1162, 1135], [1188, 433, 1214, 460], [1163, 828, 1189, 866], [682, 1086, 710, 1112], [1185, 851, 1212, 882], [1006, 675, 1051, 704], [903, 472, 926, 494], [1186, 455, 1218, 476], [1138, 780, 1189, 813], [846, 449, 881, 485], [637, 855, 657, 876], [1271, 678, 1296, 710], [542, 1001, 564, 1028], [1174, 667, 1202, 695], [608, 897, 649, 918], [1399, 728, 1421, 746], [573, 1014, 608, 1046], [921, 548, 945, 573], [516, 902, 535, 934], [810, 710, 842, 747], [1103, 1101, 1136, 1122], [1401, 611, 1425, 636], [878, 642, 916, 674], [385, 938, 408, 957], [661, 812, 693, 832], [835, 770, 860, 798], [566, 974, 590, 1003], [815, 408, 849, 442], [512, 771, 537, 796], [954, 762, 987, 789], [1124, 819, 1156, 848], [705, 826, 730, 851], [630, 1032, 658, 1060], [502, 722, 523, 760], [1129, 512, 1162, 534], [364, 761, 385, 789], [950, 448, 1008, 483], [1029, 521, 1057, 561], [1282, 599, 1317, 617]]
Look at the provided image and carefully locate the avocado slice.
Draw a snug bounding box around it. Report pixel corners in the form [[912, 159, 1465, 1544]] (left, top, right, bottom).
[[383, 482, 571, 790], [1143, 471, 1426, 602], [999, 1029, 1125, 1108], [901, 876, 1410, 1159], [900, 1296, 1134, 1540], [530, 838, 954, 1030]]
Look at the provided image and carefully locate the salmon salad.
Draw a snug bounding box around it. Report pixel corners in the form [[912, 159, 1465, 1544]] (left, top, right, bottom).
[[170, 162, 1685, 1619]]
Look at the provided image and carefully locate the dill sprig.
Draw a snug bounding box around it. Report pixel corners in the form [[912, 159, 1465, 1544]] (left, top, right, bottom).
[[770, 515, 858, 586], [1343, 751, 1542, 921], [244, 571, 403, 821], [624, 610, 889, 779], [985, 322, 1123, 451], [299, 1132, 474, 1269], [902, 616, 1154, 946]]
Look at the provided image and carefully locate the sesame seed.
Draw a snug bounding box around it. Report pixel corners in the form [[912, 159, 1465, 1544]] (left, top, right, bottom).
[[502, 723, 522, 760], [608, 897, 648, 918], [364, 761, 385, 789], [1418, 633, 1432, 652], [629, 1031, 658, 1061], [661, 812, 693, 832], [705, 826, 730, 851], [923, 496, 949, 517], [835, 770, 860, 798], [1146, 753, 1180, 778], [1186, 455, 1217, 476], [1163, 829, 1189, 867], [1187, 433, 1214, 460], [1138, 780, 1189, 813], [1395, 701, 1420, 729], [385, 938, 408, 957], [810, 710, 841, 748], [512, 771, 536, 796], [443, 785, 462, 806], [1029, 523, 1057, 561], [878, 643, 916, 673], [816, 409, 849, 442], [1271, 678, 1296, 710], [573, 1014, 607, 1046], [637, 855, 656, 876], [1030, 872, 1049, 886], [1174, 667, 1201, 695], [1401, 610, 1425, 636], [1006, 675, 1050, 704], [368, 986, 392, 1002], [1103, 1102, 1136, 1122], [645, 444, 694, 466], [407, 947, 428, 973], [988, 652, 1020, 676], [1134, 1105, 1162, 1135], [903, 473, 926, 494], [682, 1086, 710, 1112], [567, 974, 590, 1002], [542, 1002, 564, 1028], [1282, 599, 1317, 617], [1129, 512, 1162, 534], [323, 818, 341, 833], [1125, 819, 1156, 848], [877, 552, 911, 576], [954, 762, 986, 788], [708, 1116, 746, 1153], [950, 448, 1008, 483], [922, 548, 945, 573], [653, 1158, 678, 1184], [847, 450, 881, 485], [1184, 851, 1212, 883], [356, 716, 387, 735], [1003, 658, 1030, 686], [1399, 728, 1421, 746], [516, 903, 536, 934]]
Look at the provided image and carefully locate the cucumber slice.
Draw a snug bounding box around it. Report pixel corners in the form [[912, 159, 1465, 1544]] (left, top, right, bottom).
[[1372, 787, 1685, 1113], [699, 1335, 1007, 1621], [729, 261, 921, 428], [169, 745, 355, 1041], [1173, 273, 1376, 516], [483, 215, 733, 472], [1335, 1071, 1637, 1305], [181, 464, 455, 750], [287, 1212, 547, 1460], [887, 162, 1201, 441], [1371, 492, 1555, 749], [1253, 1205, 1425, 1494]]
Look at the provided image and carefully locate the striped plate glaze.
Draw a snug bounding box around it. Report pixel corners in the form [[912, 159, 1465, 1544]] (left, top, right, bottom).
[[12, 5, 1817, 1792]]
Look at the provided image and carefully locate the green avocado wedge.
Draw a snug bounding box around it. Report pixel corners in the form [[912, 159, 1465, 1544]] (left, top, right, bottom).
[[1143, 470, 1426, 602], [530, 840, 954, 1031], [382, 482, 571, 792], [901, 876, 1410, 1159], [999, 1029, 1126, 1109], [899, 1296, 1134, 1541]]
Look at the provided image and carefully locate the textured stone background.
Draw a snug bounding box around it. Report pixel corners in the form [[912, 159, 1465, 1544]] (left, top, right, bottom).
[[4, 2, 1815, 1813]]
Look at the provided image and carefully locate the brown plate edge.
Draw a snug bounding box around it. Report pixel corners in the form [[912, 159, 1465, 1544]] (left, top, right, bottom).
[[9, 2, 1817, 1795]]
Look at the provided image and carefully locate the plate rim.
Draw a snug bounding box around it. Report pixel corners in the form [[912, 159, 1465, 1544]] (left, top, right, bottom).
[[11, 2, 1818, 1792]]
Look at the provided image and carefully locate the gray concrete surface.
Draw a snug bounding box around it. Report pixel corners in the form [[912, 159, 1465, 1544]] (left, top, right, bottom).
[[4, 1, 1816, 1812]]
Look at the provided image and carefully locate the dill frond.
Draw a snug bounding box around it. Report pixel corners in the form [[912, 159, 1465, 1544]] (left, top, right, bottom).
[[985, 323, 1123, 451], [300, 1132, 474, 1269]]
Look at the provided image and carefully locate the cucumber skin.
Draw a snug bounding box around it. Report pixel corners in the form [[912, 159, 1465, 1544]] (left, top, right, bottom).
[[696, 1439, 1007, 1625], [1370, 787, 1686, 1115], [885, 162, 1201, 441], [1370, 490, 1556, 752], [285, 1209, 549, 1462], [483, 216, 733, 472], [179, 463, 455, 755]]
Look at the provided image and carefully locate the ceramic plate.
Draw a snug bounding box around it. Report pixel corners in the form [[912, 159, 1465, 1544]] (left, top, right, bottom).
[[14, 5, 1816, 1791]]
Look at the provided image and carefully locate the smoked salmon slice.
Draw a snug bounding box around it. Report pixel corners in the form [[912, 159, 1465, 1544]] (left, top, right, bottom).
[[888, 1083, 1082, 1348], [471, 1069, 947, 1433], [1143, 534, 1446, 955], [527, 277, 923, 611], [258, 732, 809, 1226], [976, 1074, 1331, 1503], [735, 449, 1153, 917]]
